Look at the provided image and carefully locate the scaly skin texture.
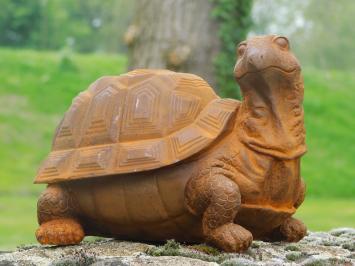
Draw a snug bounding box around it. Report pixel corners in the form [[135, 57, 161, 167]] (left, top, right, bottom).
[[36, 35, 308, 252], [185, 160, 253, 252], [36, 185, 84, 245], [37, 184, 75, 223]]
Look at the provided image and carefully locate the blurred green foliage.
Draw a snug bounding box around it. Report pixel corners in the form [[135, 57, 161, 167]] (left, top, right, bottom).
[[212, 0, 253, 98], [0, 0, 253, 97], [299, 0, 355, 69], [295, 198, 355, 231], [252, 0, 355, 70], [302, 68, 355, 197], [0, 0, 41, 47], [0, 0, 134, 53]]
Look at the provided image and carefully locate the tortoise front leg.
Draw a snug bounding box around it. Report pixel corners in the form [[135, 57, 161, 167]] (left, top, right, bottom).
[[186, 173, 252, 252], [36, 184, 84, 245]]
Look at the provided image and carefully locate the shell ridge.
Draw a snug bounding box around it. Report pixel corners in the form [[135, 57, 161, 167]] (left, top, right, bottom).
[[35, 71, 240, 184]]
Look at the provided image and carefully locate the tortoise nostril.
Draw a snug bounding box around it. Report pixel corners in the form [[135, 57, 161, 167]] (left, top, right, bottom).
[[247, 52, 265, 66]]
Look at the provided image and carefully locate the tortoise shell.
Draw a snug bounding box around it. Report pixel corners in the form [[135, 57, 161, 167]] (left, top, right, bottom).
[[35, 69, 240, 184]]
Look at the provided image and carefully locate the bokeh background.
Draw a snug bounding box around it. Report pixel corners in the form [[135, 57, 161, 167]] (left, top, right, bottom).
[[0, 0, 354, 250]]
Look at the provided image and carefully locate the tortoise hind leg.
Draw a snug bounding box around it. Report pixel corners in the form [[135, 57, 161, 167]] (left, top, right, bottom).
[[186, 174, 253, 252], [36, 184, 84, 245]]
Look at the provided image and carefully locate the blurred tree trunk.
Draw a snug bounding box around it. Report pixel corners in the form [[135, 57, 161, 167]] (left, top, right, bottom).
[[125, 0, 220, 89]]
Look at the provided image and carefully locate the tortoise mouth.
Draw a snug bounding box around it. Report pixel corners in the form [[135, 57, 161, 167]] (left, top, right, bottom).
[[235, 65, 299, 80]]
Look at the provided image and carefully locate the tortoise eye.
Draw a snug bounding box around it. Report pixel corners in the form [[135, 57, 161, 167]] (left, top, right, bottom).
[[274, 36, 289, 50], [237, 43, 247, 57]]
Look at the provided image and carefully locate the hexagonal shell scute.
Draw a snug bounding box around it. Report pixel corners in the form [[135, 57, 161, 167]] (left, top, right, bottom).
[[35, 69, 240, 184]]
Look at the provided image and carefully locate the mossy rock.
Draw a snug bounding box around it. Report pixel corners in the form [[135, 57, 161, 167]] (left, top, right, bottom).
[[284, 244, 300, 251], [285, 251, 303, 261]]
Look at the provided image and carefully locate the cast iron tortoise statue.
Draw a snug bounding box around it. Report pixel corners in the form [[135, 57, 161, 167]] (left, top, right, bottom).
[[35, 35, 307, 252]]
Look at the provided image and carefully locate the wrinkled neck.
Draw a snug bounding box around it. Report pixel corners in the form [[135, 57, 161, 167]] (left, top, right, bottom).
[[236, 72, 306, 159]]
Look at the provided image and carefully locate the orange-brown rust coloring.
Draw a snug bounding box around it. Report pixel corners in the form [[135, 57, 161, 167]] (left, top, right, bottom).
[[35, 35, 307, 252]]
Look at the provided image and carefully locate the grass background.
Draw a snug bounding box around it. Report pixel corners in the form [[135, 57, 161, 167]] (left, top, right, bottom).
[[0, 48, 354, 250]]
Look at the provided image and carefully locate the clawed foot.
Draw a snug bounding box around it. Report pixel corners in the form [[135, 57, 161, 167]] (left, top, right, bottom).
[[36, 218, 84, 245], [270, 217, 307, 242], [280, 217, 307, 242], [206, 223, 253, 252]]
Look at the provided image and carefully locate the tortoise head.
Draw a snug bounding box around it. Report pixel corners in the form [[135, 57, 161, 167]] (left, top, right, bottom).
[[234, 35, 301, 83]]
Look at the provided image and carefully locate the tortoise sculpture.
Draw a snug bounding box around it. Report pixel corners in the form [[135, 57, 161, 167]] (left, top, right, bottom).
[[35, 35, 307, 252]]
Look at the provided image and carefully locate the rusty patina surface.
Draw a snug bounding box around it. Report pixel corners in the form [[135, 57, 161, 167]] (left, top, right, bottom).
[[35, 35, 307, 252]]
